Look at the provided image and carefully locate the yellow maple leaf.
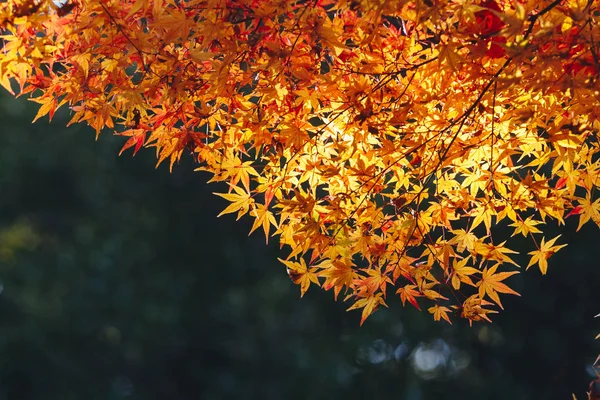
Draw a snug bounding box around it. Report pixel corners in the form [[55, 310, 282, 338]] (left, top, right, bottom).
[[477, 264, 520, 309], [318, 259, 357, 300], [438, 42, 463, 71], [575, 196, 600, 232], [428, 304, 452, 324], [249, 204, 278, 243], [279, 258, 320, 298], [509, 217, 542, 237], [214, 185, 254, 220], [449, 257, 480, 290], [527, 235, 567, 275], [347, 292, 388, 326], [458, 295, 497, 325]]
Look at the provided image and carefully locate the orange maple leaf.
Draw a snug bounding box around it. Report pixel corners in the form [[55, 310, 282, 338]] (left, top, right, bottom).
[[279, 258, 320, 297], [477, 264, 520, 309], [347, 292, 388, 326], [428, 304, 452, 324]]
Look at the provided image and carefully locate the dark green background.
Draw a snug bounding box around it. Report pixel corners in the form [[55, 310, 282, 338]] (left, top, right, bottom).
[[0, 92, 598, 400]]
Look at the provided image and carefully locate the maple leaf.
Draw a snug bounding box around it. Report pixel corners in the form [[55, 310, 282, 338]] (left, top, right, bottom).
[[213, 157, 259, 193], [347, 292, 388, 326], [450, 229, 477, 253], [356, 267, 392, 296], [573, 196, 600, 232], [214, 185, 254, 220], [249, 203, 278, 243], [318, 259, 357, 300], [439, 43, 464, 71], [458, 295, 497, 325], [448, 257, 480, 290], [118, 129, 147, 156], [527, 235, 568, 275], [477, 264, 520, 309], [278, 258, 320, 298], [30, 95, 65, 123], [428, 304, 452, 325], [475, 0, 505, 36], [396, 284, 422, 311], [509, 217, 543, 237]]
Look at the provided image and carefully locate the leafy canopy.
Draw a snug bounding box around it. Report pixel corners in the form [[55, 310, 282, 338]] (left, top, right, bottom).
[[1, 0, 599, 324]]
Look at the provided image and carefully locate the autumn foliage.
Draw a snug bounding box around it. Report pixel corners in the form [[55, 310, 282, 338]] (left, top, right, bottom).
[[1, 0, 599, 325]]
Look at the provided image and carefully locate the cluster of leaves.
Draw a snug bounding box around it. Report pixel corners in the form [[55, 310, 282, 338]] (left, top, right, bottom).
[[1, 0, 599, 325]]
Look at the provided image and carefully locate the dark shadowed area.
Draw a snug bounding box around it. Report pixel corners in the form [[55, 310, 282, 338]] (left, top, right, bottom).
[[0, 92, 598, 400]]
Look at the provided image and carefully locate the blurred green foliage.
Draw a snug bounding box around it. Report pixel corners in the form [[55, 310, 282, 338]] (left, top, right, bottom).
[[0, 93, 598, 400]]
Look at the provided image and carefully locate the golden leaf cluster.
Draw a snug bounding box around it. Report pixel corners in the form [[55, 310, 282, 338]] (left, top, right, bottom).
[[1, 0, 599, 324]]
